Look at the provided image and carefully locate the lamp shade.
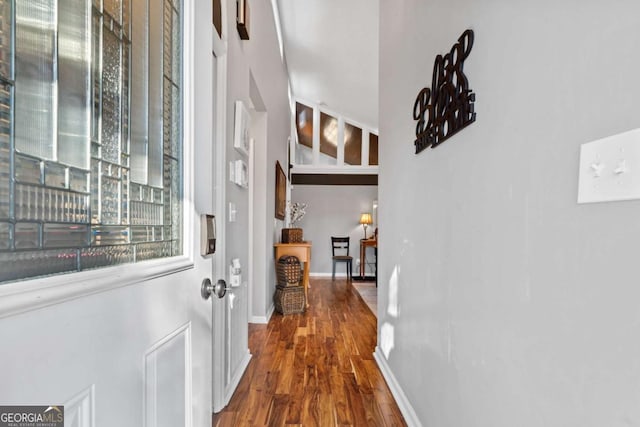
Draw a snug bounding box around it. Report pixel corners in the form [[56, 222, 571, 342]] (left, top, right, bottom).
[[359, 213, 373, 225]]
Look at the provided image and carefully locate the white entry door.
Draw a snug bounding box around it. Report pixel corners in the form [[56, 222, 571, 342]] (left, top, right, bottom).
[[0, 0, 221, 425]]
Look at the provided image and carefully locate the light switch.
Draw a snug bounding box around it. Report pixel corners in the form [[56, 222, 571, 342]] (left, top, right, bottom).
[[578, 128, 640, 203], [229, 202, 236, 222]]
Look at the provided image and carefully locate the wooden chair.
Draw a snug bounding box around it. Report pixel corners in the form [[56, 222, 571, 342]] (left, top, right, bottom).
[[331, 237, 353, 280]]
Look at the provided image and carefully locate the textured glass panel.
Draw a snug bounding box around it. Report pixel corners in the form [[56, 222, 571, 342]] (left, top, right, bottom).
[[0, 249, 78, 282], [101, 176, 120, 224], [44, 162, 67, 189], [0, 82, 10, 143], [131, 225, 151, 242], [162, 78, 171, 156], [104, 0, 122, 24], [122, 0, 130, 37], [0, 179, 8, 219], [90, 159, 100, 223], [169, 159, 181, 253], [170, 83, 180, 159], [43, 188, 77, 222], [101, 27, 122, 164], [15, 155, 42, 185], [163, 1, 171, 79], [57, 0, 91, 169], [69, 168, 88, 193], [153, 187, 162, 204], [344, 122, 363, 166], [15, 184, 42, 221], [136, 241, 170, 262], [369, 133, 379, 166], [44, 223, 89, 248], [121, 167, 129, 224], [91, 11, 101, 143], [319, 112, 338, 164], [91, 225, 128, 245], [0, 82, 9, 219], [15, 0, 56, 160], [171, 8, 180, 84], [80, 245, 133, 270], [15, 222, 40, 249], [0, 0, 12, 80], [148, 0, 163, 187], [130, 201, 162, 225], [0, 222, 9, 250], [121, 41, 130, 155], [130, 0, 149, 184]]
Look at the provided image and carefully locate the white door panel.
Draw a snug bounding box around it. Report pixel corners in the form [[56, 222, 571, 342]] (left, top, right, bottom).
[[0, 0, 218, 425]]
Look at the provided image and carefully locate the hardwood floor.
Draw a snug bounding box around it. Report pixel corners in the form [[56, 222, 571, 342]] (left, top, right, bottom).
[[212, 277, 406, 427]]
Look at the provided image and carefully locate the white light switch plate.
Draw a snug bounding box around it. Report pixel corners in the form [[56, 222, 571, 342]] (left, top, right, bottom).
[[578, 128, 640, 203]]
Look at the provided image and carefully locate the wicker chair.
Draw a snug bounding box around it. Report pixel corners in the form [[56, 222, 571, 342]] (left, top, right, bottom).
[[331, 236, 353, 280]]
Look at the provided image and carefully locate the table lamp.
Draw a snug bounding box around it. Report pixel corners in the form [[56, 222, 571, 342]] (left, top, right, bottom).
[[359, 213, 373, 239]]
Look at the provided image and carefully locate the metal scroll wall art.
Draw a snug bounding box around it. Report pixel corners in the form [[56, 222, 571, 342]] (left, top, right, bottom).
[[413, 29, 476, 154]]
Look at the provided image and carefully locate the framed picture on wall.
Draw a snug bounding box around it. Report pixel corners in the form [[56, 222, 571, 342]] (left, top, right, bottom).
[[234, 100, 250, 156], [275, 161, 286, 220]]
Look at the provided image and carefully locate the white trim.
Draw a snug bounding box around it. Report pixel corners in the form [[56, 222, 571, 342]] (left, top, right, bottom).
[[223, 350, 252, 404], [291, 165, 379, 175], [311, 272, 348, 277], [0, 257, 193, 320], [250, 303, 274, 324], [373, 347, 422, 427], [211, 49, 229, 415]]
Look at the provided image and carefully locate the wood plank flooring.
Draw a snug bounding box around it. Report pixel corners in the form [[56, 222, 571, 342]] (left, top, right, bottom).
[[212, 277, 406, 427]]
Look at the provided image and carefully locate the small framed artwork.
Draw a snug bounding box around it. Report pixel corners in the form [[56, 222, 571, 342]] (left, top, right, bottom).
[[275, 161, 286, 220], [234, 100, 250, 156]]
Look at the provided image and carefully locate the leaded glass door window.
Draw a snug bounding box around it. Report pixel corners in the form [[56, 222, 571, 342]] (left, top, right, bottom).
[[0, 0, 183, 283]]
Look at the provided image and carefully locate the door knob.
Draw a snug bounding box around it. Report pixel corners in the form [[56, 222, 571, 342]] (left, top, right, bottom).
[[201, 278, 228, 300]]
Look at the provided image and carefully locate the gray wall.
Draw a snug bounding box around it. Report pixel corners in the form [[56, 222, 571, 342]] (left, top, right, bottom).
[[291, 185, 378, 275], [224, 0, 290, 321], [379, 1, 640, 426]]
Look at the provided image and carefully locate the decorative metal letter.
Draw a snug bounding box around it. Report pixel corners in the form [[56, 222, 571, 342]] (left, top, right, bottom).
[[413, 29, 476, 154]]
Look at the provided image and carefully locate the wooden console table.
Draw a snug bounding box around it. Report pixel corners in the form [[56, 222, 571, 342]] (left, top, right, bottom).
[[359, 238, 377, 278], [274, 242, 312, 307]]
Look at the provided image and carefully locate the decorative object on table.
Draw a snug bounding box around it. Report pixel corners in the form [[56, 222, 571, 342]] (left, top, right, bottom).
[[359, 212, 373, 239], [281, 227, 303, 243], [413, 29, 476, 155], [276, 255, 301, 287], [274, 255, 305, 314], [233, 100, 250, 156], [275, 161, 286, 220], [281, 201, 307, 243], [288, 201, 307, 225]]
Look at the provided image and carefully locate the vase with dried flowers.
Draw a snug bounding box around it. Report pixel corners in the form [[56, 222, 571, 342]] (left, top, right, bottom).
[[282, 202, 307, 243]]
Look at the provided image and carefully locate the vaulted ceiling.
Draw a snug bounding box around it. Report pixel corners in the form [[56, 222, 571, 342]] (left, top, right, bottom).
[[276, 0, 379, 131]]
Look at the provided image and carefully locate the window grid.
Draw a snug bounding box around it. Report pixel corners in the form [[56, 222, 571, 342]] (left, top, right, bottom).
[[0, 0, 183, 283]]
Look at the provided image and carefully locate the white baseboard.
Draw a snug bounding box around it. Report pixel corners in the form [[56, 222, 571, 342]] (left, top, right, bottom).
[[250, 304, 274, 324], [373, 346, 422, 427], [224, 349, 252, 405], [310, 272, 348, 277]]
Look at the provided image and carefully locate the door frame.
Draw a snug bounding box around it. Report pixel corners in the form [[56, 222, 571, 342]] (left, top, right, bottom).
[[210, 2, 229, 412]]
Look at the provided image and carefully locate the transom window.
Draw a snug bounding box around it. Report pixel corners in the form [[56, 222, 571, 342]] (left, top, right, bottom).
[[0, 0, 183, 283]]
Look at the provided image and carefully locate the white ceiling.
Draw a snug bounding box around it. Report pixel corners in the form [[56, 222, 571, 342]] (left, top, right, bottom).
[[276, 0, 379, 131]]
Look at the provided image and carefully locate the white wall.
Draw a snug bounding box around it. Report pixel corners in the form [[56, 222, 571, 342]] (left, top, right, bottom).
[[291, 184, 377, 275], [379, 1, 640, 426], [224, 0, 290, 321]]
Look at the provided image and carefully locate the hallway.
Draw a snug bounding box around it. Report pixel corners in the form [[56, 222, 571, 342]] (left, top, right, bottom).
[[212, 277, 406, 426]]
